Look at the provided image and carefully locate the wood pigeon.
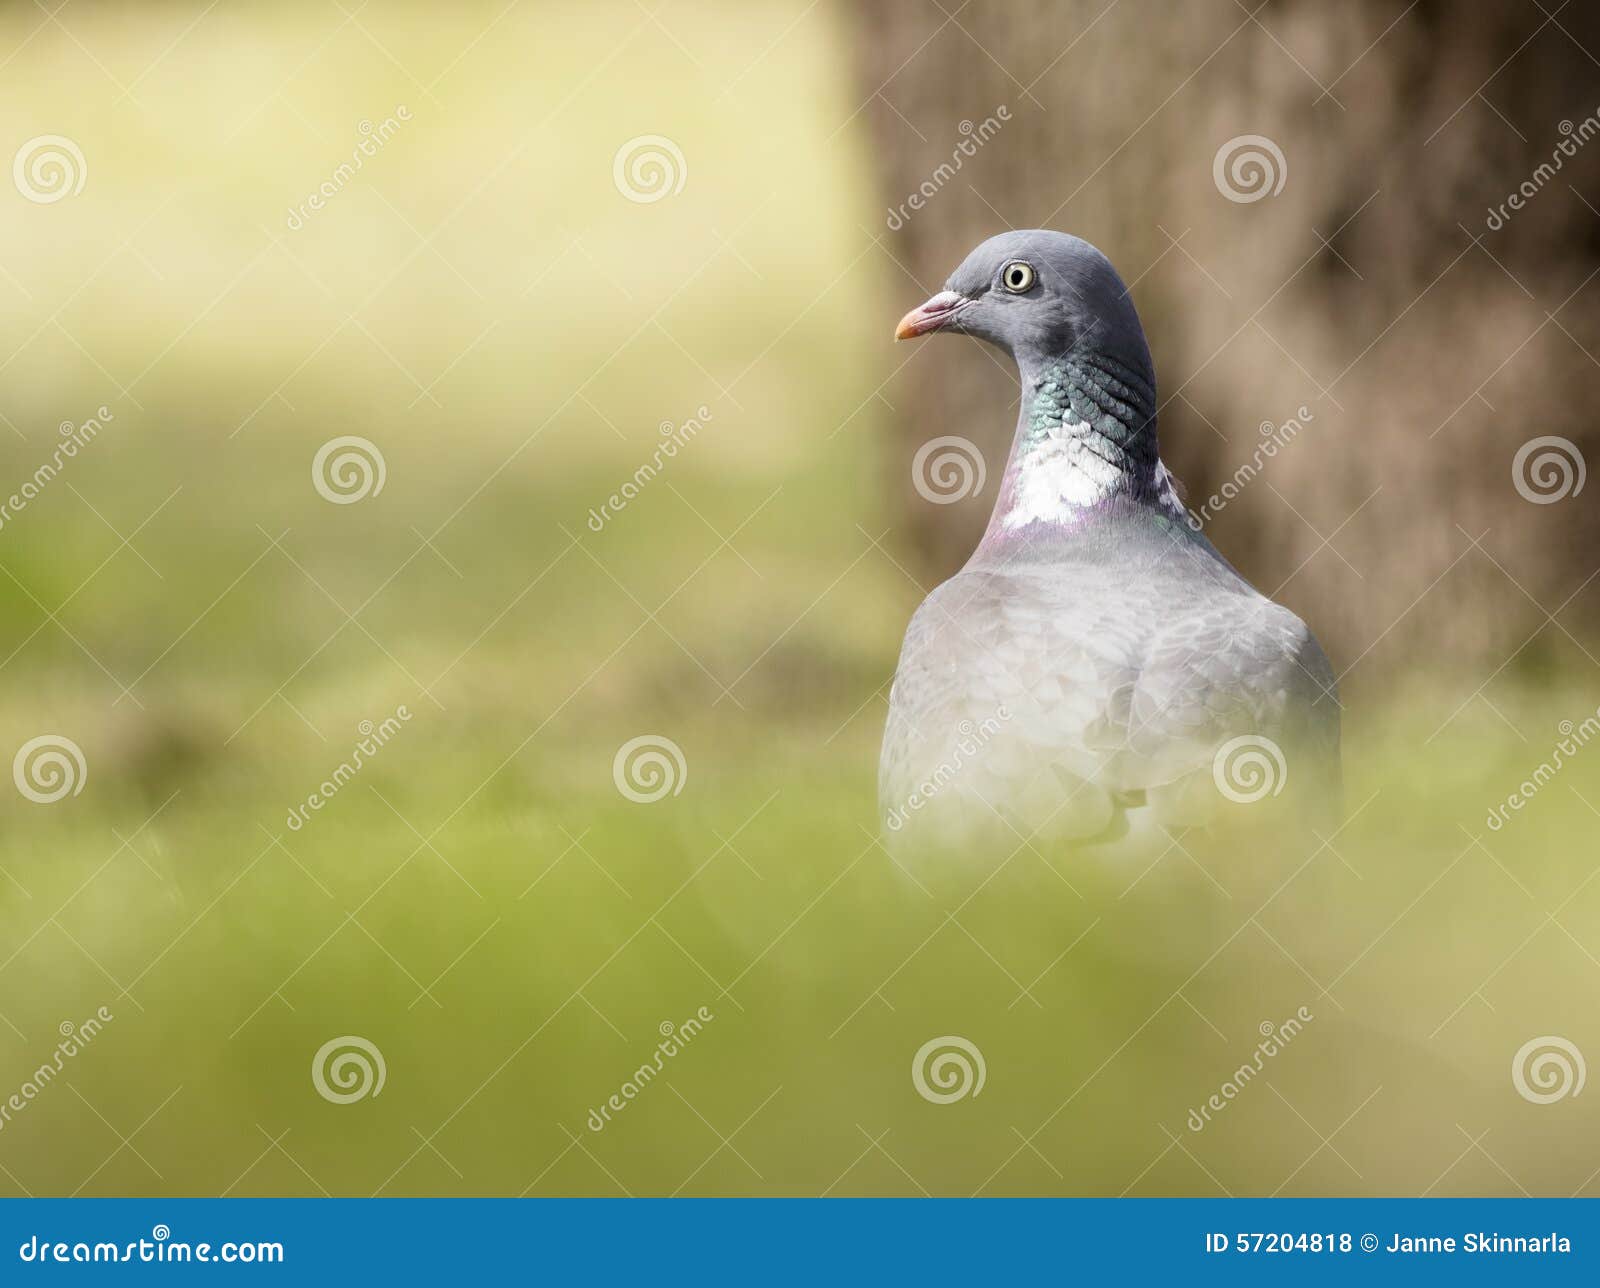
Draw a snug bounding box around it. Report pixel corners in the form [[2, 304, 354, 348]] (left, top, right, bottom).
[[880, 230, 1340, 856]]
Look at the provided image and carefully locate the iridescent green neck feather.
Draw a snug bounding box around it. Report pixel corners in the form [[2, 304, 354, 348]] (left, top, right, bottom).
[[986, 350, 1184, 537]]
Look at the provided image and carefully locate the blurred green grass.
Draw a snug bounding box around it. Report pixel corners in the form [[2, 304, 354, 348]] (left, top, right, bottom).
[[0, 1, 1596, 1198]]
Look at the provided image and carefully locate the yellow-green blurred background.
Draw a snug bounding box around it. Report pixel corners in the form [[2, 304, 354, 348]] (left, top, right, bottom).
[[0, 0, 1597, 1198]]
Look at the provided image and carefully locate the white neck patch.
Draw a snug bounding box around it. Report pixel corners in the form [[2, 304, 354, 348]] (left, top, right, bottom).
[[1001, 416, 1126, 528]]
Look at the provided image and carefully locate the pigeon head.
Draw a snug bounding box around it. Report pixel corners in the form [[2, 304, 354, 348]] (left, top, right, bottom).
[[895, 231, 1176, 525], [895, 230, 1152, 383]]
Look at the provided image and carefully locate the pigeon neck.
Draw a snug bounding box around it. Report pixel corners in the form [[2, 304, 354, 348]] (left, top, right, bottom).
[[982, 349, 1179, 540]]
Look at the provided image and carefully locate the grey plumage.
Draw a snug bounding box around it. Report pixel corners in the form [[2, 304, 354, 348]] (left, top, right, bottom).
[[881, 231, 1340, 855]]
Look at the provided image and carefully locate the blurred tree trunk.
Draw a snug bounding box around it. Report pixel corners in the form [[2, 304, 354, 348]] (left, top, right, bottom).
[[849, 0, 1600, 688]]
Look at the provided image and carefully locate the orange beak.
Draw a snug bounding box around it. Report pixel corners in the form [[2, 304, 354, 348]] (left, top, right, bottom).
[[895, 290, 968, 340]]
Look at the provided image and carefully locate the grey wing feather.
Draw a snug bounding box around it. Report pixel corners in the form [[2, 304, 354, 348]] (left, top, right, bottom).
[[879, 544, 1340, 849]]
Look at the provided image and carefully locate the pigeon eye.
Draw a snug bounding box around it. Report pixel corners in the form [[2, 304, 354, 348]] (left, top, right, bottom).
[[1000, 261, 1036, 293]]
